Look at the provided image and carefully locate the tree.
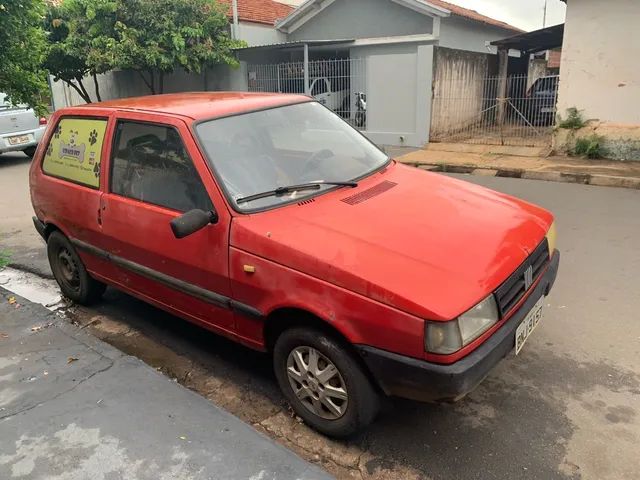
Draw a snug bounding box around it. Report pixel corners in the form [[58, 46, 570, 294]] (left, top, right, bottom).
[[44, 0, 119, 103], [113, 0, 245, 94], [0, 0, 49, 113]]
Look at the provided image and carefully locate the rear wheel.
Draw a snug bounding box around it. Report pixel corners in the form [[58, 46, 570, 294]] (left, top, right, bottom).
[[273, 327, 380, 437], [23, 146, 36, 158], [47, 231, 106, 305]]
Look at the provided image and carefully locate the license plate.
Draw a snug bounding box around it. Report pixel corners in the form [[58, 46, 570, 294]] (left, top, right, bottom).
[[540, 107, 555, 113], [8, 134, 31, 146], [515, 296, 544, 355]]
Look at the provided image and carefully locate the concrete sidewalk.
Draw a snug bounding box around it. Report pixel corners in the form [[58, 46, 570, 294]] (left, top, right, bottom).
[[0, 287, 332, 480], [397, 143, 640, 189]]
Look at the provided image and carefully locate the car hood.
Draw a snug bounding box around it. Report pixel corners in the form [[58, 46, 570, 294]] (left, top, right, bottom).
[[230, 163, 553, 320]]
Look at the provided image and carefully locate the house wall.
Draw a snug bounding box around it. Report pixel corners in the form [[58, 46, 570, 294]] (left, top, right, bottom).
[[439, 16, 519, 55], [236, 21, 287, 46], [289, 0, 434, 41], [49, 66, 245, 109], [351, 42, 434, 147], [557, 0, 640, 124], [554, 0, 640, 160], [430, 46, 491, 140]]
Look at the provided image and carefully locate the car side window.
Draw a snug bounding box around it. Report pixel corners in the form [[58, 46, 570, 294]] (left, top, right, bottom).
[[110, 121, 213, 213], [42, 117, 108, 188]]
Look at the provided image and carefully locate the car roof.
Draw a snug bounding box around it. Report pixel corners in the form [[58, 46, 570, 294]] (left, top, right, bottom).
[[76, 92, 311, 121]]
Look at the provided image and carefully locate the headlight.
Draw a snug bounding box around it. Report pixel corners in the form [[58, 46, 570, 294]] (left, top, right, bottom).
[[425, 295, 499, 354], [545, 221, 557, 257]]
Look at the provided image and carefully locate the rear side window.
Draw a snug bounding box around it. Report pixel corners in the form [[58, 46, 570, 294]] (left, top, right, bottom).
[[533, 77, 558, 95], [42, 117, 108, 188], [311, 79, 328, 96], [110, 121, 212, 212]]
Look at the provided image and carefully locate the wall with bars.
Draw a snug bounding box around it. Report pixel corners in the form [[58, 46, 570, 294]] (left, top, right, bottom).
[[430, 71, 559, 148]]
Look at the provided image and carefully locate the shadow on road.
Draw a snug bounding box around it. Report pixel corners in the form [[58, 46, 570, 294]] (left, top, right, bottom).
[[0, 153, 31, 169]]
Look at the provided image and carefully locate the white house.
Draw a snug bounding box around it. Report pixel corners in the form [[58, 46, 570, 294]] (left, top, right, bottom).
[[556, 0, 640, 159], [51, 0, 525, 148], [235, 0, 523, 147]]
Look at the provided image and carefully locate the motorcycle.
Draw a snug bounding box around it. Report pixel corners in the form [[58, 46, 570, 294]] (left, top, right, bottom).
[[354, 92, 366, 128]]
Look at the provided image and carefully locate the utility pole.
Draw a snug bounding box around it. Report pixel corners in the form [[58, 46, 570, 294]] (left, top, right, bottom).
[[231, 0, 239, 39], [542, 0, 548, 28]]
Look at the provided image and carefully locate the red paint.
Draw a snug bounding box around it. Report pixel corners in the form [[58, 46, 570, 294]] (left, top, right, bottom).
[[30, 93, 554, 369]]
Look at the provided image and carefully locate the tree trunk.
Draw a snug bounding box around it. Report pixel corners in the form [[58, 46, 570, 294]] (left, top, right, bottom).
[[66, 80, 92, 103], [92, 72, 102, 102], [137, 70, 156, 94], [77, 79, 92, 103]]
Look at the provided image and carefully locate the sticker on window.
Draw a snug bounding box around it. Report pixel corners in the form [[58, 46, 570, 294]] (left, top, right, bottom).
[[42, 118, 108, 188]]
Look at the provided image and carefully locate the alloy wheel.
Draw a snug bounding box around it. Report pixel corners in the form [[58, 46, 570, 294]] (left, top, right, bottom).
[[286, 346, 348, 420]]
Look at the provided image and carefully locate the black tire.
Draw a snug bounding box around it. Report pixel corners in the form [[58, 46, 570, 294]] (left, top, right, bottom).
[[273, 327, 380, 438], [23, 146, 37, 158], [47, 231, 106, 305]]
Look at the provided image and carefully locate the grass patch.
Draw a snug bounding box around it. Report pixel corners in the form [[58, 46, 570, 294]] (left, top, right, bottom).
[[558, 107, 587, 130], [574, 135, 605, 159], [0, 250, 11, 269]]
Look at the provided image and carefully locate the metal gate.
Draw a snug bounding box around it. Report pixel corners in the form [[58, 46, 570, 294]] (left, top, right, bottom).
[[247, 58, 367, 129], [430, 74, 559, 147]]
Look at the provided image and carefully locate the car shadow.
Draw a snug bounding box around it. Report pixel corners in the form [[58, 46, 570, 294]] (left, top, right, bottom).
[[0, 152, 31, 168]]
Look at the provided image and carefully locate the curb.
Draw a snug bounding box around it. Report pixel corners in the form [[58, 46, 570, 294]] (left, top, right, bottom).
[[409, 163, 640, 190]]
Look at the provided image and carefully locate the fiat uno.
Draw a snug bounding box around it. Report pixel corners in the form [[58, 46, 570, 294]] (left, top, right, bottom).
[[30, 93, 559, 437]]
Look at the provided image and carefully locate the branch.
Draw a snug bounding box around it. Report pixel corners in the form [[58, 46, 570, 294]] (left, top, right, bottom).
[[66, 80, 91, 103], [77, 79, 93, 103]]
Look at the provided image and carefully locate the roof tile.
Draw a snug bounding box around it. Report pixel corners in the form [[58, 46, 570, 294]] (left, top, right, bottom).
[[219, 0, 294, 26]]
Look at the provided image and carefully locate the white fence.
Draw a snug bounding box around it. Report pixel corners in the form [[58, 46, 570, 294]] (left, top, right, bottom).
[[248, 58, 367, 129]]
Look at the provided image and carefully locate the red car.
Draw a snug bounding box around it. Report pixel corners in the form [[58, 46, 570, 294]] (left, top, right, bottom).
[[30, 93, 559, 437]]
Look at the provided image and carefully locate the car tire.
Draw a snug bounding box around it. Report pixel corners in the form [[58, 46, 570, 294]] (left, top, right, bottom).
[[23, 146, 37, 158], [47, 231, 106, 305], [273, 327, 380, 438]]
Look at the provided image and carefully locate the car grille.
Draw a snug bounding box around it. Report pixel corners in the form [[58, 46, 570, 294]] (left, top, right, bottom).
[[495, 238, 550, 317]]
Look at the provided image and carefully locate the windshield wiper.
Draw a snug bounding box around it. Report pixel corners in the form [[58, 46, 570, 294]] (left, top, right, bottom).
[[236, 181, 358, 205]]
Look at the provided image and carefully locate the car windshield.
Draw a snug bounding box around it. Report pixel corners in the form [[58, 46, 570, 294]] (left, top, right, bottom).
[[195, 101, 389, 212]]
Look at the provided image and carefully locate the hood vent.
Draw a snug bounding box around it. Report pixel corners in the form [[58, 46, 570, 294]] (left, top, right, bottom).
[[297, 198, 316, 206], [341, 181, 397, 205]]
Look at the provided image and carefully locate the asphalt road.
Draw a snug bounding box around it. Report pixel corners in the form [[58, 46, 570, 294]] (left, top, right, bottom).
[[0, 152, 50, 276], [1, 154, 639, 479]]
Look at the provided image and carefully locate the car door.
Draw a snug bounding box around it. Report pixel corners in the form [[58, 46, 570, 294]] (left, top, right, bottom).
[[311, 78, 332, 109], [99, 112, 235, 335]]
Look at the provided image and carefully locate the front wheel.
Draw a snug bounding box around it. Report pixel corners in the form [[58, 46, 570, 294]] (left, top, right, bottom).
[[47, 231, 106, 305], [23, 146, 37, 158], [273, 327, 380, 437]]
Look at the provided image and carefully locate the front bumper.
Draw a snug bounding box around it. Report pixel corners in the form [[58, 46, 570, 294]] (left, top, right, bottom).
[[357, 250, 560, 402]]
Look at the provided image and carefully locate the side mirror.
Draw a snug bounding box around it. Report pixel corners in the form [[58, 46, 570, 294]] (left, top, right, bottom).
[[170, 209, 218, 239]]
